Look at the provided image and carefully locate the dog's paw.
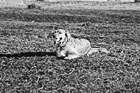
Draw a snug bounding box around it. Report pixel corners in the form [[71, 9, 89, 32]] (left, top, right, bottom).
[[64, 55, 79, 60], [56, 51, 66, 57], [64, 57, 69, 59]]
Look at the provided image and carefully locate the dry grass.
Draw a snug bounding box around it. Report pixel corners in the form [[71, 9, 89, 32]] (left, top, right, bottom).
[[0, 6, 140, 93], [1, 1, 140, 10], [35, 1, 140, 10]]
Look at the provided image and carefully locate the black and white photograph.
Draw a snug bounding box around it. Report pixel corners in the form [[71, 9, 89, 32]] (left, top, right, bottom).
[[0, 0, 140, 93]]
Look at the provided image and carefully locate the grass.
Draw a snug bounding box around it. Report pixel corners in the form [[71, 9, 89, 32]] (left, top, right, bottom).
[[0, 6, 140, 93]]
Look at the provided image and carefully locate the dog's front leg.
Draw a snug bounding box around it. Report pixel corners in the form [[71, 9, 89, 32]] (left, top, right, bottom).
[[56, 49, 66, 57], [64, 54, 80, 60]]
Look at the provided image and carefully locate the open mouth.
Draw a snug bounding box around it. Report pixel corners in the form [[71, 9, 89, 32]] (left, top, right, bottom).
[[55, 37, 63, 44], [54, 39, 61, 45]]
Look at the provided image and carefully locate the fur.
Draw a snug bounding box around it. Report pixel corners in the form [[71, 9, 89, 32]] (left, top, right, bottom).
[[51, 29, 109, 59]]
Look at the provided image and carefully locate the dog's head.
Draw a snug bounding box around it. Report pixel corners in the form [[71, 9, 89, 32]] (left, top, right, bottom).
[[53, 29, 71, 46]]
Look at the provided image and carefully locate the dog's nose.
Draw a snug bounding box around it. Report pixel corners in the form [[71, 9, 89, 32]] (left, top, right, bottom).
[[52, 35, 55, 38]]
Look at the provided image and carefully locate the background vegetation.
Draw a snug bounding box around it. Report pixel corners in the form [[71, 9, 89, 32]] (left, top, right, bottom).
[[0, 2, 140, 93]]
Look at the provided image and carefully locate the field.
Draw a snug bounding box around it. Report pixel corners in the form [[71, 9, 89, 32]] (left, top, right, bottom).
[[0, 2, 140, 93]]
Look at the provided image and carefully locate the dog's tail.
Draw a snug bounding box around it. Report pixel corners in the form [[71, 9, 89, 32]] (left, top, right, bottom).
[[87, 47, 110, 56]]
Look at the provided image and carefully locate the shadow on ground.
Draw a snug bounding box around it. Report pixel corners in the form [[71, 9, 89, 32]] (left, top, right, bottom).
[[0, 52, 56, 58]]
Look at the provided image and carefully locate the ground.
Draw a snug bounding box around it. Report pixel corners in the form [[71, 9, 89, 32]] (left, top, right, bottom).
[[0, 2, 140, 93]]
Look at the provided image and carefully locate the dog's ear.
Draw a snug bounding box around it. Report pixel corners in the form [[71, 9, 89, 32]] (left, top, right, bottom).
[[65, 30, 71, 39]]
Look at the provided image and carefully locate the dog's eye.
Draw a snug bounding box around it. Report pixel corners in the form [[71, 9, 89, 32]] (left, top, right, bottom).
[[52, 35, 55, 38], [59, 32, 61, 34], [60, 37, 62, 40]]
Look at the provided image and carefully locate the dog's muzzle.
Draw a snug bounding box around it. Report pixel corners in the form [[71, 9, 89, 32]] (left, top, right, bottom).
[[52, 34, 56, 38]]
